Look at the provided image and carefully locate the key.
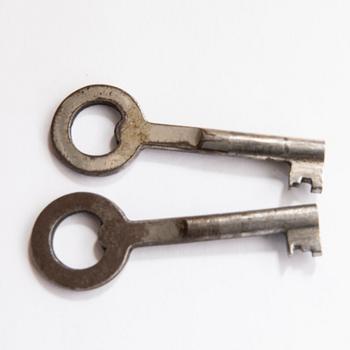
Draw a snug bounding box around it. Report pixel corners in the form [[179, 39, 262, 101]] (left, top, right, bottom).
[[51, 85, 325, 193], [30, 192, 322, 290]]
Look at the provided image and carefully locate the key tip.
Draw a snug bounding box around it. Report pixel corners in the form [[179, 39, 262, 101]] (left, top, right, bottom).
[[287, 227, 322, 257], [289, 161, 323, 193]]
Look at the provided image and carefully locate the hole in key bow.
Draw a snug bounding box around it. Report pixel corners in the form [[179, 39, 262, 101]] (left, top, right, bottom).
[[71, 104, 122, 156], [53, 212, 104, 269]]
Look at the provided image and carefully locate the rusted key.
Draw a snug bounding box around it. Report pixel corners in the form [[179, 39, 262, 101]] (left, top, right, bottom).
[[30, 193, 322, 290], [51, 85, 325, 193]]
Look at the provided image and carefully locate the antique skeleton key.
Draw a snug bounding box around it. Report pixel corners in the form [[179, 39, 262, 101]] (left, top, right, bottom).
[[31, 193, 321, 290], [51, 85, 325, 193]]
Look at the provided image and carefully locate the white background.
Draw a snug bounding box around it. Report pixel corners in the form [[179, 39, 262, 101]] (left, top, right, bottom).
[[0, 1, 347, 349]]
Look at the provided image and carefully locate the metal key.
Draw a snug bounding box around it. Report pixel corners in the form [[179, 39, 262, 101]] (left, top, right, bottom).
[[51, 85, 325, 193], [30, 192, 322, 290]]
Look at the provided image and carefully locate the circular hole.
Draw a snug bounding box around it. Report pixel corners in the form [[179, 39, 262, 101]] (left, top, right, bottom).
[[53, 213, 104, 269], [71, 105, 122, 156]]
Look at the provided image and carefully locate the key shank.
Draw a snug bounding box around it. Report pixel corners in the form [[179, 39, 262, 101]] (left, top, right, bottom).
[[119, 204, 321, 257], [144, 123, 325, 192]]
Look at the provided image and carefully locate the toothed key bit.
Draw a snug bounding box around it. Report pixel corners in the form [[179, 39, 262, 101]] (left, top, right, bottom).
[[31, 193, 322, 290], [51, 85, 325, 193]]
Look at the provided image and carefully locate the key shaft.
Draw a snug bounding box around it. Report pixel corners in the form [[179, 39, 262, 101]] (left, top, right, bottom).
[[103, 204, 321, 257], [144, 122, 324, 192]]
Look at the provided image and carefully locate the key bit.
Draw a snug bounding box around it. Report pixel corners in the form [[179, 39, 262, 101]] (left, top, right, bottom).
[[51, 85, 325, 193], [30, 193, 322, 290]]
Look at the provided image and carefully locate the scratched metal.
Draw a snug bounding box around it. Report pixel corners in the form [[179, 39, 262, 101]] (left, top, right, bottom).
[[30, 193, 322, 290], [51, 85, 325, 192]]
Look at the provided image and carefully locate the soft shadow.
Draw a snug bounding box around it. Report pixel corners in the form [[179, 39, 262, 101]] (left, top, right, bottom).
[[138, 147, 289, 184], [130, 233, 316, 276]]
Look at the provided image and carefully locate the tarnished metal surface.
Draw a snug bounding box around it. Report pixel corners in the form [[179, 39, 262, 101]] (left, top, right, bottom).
[[30, 193, 322, 290], [51, 85, 325, 192]]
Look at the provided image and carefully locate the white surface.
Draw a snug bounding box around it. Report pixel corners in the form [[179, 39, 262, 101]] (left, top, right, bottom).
[[0, 1, 347, 349]]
